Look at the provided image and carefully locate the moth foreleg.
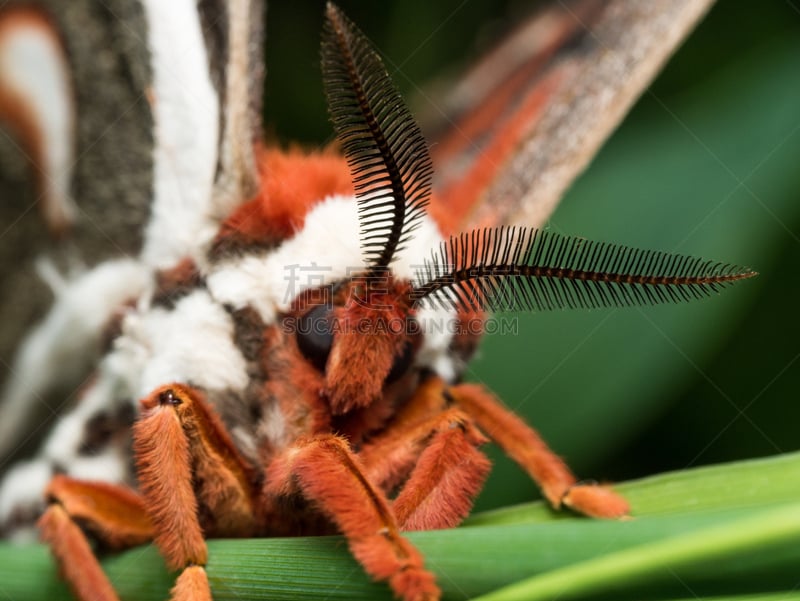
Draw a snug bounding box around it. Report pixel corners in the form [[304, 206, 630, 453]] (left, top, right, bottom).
[[133, 384, 258, 601], [38, 475, 153, 601], [450, 383, 629, 519], [266, 434, 440, 601]]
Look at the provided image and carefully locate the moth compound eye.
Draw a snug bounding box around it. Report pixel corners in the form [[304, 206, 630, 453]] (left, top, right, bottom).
[[296, 304, 335, 371], [385, 340, 414, 384]]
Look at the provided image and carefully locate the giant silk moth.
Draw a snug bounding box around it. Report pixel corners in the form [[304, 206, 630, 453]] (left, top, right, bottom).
[[0, 1, 776, 600]]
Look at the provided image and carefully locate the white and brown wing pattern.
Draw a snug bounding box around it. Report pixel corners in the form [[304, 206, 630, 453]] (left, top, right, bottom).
[[0, 0, 264, 462], [427, 0, 717, 233]]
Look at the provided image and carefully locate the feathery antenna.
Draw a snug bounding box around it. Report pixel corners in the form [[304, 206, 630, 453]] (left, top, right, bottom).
[[411, 227, 757, 312], [320, 5, 756, 314], [321, 3, 433, 269]]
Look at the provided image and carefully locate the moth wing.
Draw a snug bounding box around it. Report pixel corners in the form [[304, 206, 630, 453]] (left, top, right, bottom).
[[0, 0, 264, 459], [425, 0, 716, 234]]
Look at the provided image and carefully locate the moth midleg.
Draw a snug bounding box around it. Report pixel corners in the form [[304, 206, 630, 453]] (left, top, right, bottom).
[[359, 376, 455, 491], [358, 376, 491, 530], [450, 383, 629, 519], [389, 407, 491, 531], [265, 434, 439, 601], [39, 476, 153, 601]]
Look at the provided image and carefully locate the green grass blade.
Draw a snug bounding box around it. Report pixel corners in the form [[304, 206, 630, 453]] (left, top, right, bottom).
[[469, 503, 800, 601], [0, 452, 798, 600], [664, 590, 800, 601]]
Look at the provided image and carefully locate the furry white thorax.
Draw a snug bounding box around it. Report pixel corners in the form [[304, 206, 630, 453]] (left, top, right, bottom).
[[118, 290, 249, 399], [207, 194, 459, 378]]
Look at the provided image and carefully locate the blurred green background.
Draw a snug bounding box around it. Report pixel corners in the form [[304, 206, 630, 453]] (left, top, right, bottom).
[[264, 0, 800, 512]]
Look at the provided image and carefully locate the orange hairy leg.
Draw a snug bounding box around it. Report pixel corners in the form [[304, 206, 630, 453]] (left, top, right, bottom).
[[265, 434, 440, 601], [449, 383, 629, 518], [132, 384, 258, 601], [38, 476, 153, 601]]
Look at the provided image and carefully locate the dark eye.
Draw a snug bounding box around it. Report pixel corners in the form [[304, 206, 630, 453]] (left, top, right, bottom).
[[296, 304, 334, 371]]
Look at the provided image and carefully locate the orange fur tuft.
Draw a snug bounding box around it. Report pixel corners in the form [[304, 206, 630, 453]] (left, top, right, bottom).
[[214, 146, 353, 251], [325, 278, 413, 414], [326, 310, 397, 414]]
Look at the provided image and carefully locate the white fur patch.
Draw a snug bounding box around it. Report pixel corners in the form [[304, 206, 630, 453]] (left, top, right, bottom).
[[414, 305, 459, 381], [61, 451, 131, 484], [208, 195, 363, 321], [140, 0, 220, 268]]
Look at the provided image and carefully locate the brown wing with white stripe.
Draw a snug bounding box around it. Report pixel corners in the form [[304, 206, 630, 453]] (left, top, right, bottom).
[[426, 0, 716, 234], [0, 0, 264, 462]]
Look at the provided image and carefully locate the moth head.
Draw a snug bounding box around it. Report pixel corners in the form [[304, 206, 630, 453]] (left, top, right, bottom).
[[291, 272, 420, 415]]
